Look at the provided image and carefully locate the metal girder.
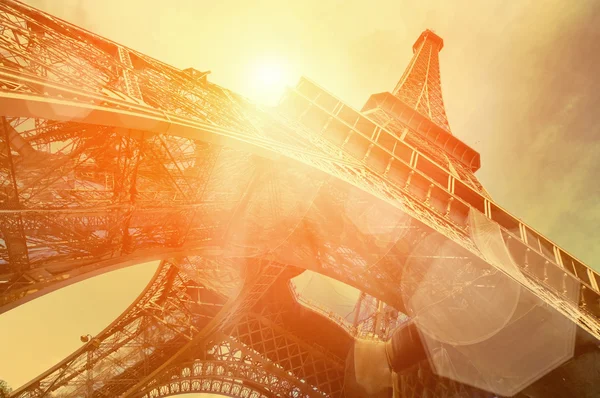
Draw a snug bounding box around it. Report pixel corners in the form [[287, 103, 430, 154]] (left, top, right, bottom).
[[392, 30, 451, 132], [224, 313, 345, 396], [10, 257, 289, 397], [0, 116, 30, 271], [0, 1, 599, 398], [279, 79, 600, 340], [138, 359, 274, 398], [0, 103, 449, 320], [1, 0, 599, 340]]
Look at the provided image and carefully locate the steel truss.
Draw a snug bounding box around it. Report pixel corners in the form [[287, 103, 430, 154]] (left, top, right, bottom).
[[0, 1, 599, 397], [392, 30, 451, 132]]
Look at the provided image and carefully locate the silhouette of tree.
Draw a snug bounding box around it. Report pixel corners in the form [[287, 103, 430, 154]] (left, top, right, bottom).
[[0, 380, 11, 398]]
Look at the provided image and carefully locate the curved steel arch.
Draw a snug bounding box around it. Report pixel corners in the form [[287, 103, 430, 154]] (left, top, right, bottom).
[[137, 356, 332, 398], [1, 2, 599, 397], [10, 258, 345, 398], [142, 378, 268, 398], [1, 0, 597, 344], [138, 360, 276, 398]]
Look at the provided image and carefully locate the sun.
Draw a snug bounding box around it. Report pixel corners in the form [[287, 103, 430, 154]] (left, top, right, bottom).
[[247, 57, 293, 106], [256, 60, 284, 87]]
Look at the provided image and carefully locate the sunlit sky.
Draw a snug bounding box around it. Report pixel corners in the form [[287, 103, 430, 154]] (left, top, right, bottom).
[[1, 0, 599, 394]]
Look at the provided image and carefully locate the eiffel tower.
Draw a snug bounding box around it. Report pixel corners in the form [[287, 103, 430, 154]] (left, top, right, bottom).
[[1, 1, 599, 397]]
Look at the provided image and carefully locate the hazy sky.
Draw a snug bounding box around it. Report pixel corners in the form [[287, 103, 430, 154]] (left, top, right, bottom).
[[1, 0, 599, 394]]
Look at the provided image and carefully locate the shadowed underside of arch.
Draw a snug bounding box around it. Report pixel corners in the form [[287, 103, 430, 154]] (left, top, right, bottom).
[[11, 256, 495, 398], [1, 0, 598, 338], [1, 1, 599, 397]]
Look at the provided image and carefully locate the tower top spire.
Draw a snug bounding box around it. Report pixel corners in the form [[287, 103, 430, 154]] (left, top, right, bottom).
[[392, 29, 451, 132], [412, 29, 444, 52], [361, 29, 480, 170]]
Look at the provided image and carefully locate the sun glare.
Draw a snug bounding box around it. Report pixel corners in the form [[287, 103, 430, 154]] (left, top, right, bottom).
[[256, 61, 284, 86], [247, 57, 293, 106]]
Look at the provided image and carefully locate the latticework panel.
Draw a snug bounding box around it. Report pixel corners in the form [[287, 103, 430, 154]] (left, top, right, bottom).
[[364, 107, 489, 197], [138, 334, 319, 398], [10, 259, 224, 397], [279, 78, 600, 340], [1, 2, 599, 397], [227, 313, 346, 395], [139, 360, 272, 398], [228, 285, 350, 398], [351, 292, 408, 341], [11, 257, 290, 398], [393, 361, 495, 398], [391, 30, 451, 132]]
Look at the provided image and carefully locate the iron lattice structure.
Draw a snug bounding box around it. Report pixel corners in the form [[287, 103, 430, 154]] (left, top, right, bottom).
[[391, 30, 451, 132], [0, 1, 599, 397]]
